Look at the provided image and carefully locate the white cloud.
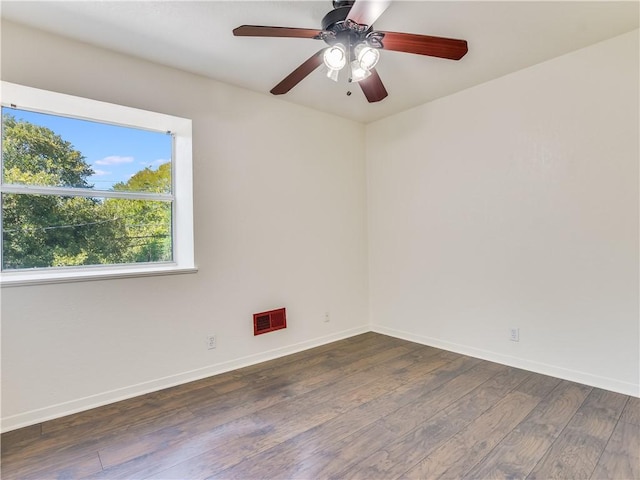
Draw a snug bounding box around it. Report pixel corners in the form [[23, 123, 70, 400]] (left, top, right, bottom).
[[91, 169, 111, 176], [95, 155, 134, 166]]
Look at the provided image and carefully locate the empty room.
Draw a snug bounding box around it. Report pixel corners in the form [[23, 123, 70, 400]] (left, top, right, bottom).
[[1, 1, 638, 479]]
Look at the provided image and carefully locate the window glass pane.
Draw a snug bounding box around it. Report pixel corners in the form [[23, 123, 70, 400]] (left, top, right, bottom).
[[1, 107, 172, 193], [2, 193, 172, 270]]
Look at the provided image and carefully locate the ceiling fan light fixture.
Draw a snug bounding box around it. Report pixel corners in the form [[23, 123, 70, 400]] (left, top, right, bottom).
[[355, 43, 380, 70], [323, 43, 347, 70], [349, 60, 372, 83], [326, 66, 340, 82], [233, 0, 467, 103]]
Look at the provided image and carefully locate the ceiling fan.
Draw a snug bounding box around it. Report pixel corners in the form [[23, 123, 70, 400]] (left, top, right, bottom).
[[233, 0, 468, 103]]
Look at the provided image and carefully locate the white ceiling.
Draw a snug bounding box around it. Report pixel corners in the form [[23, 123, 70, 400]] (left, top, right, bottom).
[[2, 1, 638, 123]]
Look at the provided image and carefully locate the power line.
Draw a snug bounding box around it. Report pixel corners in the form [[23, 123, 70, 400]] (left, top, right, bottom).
[[2, 217, 122, 233], [3, 219, 170, 234]]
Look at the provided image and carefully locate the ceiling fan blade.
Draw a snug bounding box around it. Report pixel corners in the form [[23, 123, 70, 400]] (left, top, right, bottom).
[[379, 31, 468, 60], [271, 49, 325, 95], [233, 25, 323, 39], [359, 68, 388, 103], [346, 0, 392, 26]]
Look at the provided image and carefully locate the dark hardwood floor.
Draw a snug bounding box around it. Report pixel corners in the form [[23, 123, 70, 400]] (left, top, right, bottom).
[[2, 332, 638, 479]]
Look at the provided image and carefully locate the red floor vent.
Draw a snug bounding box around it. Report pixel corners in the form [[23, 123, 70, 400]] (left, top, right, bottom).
[[253, 308, 287, 336]]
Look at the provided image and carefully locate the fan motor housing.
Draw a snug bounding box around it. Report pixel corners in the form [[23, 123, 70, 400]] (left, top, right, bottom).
[[321, 4, 376, 48], [332, 0, 355, 9], [321, 6, 352, 32]]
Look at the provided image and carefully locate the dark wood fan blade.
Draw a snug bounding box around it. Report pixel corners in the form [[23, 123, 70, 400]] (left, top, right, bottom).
[[346, 0, 392, 26], [233, 25, 323, 39], [271, 50, 325, 95], [359, 68, 388, 103], [380, 31, 468, 60]]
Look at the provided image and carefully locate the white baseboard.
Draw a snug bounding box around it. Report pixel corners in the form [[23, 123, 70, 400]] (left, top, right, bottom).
[[1, 325, 369, 433], [371, 324, 640, 398]]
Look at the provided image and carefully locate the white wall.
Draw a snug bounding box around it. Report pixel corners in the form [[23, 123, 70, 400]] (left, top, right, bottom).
[[0, 21, 369, 431], [367, 29, 639, 396]]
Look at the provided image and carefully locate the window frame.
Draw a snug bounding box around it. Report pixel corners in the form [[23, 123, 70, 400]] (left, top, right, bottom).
[[0, 81, 196, 286]]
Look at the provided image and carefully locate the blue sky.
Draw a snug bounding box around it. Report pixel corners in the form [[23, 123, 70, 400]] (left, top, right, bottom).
[[3, 107, 172, 190]]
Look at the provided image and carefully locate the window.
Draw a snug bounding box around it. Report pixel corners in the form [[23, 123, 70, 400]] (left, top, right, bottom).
[[1, 82, 195, 286]]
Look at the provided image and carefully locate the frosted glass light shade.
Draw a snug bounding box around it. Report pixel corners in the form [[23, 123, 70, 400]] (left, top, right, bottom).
[[355, 43, 380, 70], [323, 44, 347, 70], [326, 67, 340, 82], [350, 60, 371, 83]]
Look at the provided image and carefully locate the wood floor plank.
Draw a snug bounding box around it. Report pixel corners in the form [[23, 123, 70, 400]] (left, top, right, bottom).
[[465, 380, 592, 480], [1, 374, 244, 460], [1, 406, 197, 478], [0, 423, 41, 450], [2, 333, 637, 480], [591, 419, 640, 480], [232, 331, 389, 379], [186, 342, 420, 419], [527, 388, 628, 479], [284, 361, 508, 480], [142, 376, 405, 479], [620, 396, 640, 426], [400, 390, 542, 479], [513, 371, 563, 398], [582, 388, 630, 417], [42, 391, 202, 443], [209, 352, 468, 480], [94, 343, 418, 470], [380, 361, 508, 436], [1, 451, 103, 480], [39, 370, 245, 436], [340, 366, 531, 480]]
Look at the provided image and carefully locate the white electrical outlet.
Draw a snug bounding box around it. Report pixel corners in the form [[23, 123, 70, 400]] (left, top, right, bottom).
[[324, 312, 330, 323], [207, 335, 217, 349], [509, 328, 520, 342]]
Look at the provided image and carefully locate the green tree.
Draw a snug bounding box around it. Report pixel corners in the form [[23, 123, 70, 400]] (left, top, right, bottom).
[[106, 162, 172, 263], [113, 161, 171, 194], [2, 115, 93, 188], [1, 114, 126, 269]]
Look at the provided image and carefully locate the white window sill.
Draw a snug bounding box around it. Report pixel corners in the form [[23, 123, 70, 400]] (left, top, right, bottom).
[[0, 264, 198, 287]]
